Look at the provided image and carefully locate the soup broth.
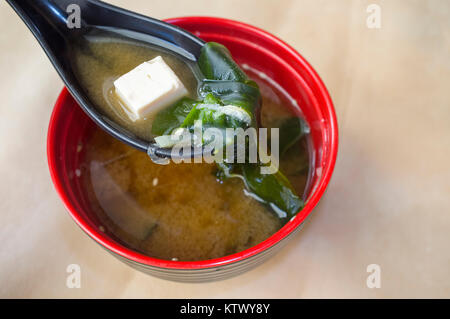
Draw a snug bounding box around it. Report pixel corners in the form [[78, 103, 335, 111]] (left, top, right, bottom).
[[73, 32, 310, 261]]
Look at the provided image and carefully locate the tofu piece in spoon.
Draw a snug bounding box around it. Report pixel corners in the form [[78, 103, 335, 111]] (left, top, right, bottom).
[[114, 56, 188, 120]]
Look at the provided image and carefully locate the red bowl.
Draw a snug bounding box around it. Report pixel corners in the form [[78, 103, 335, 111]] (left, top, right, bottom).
[[47, 17, 338, 282]]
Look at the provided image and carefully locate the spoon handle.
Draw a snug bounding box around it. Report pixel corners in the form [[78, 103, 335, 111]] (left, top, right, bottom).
[[7, 0, 207, 159]]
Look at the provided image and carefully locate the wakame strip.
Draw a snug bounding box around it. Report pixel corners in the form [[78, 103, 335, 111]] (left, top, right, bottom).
[[151, 42, 305, 223]]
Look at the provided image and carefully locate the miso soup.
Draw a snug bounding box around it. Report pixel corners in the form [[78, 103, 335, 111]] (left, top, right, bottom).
[[72, 30, 311, 261]]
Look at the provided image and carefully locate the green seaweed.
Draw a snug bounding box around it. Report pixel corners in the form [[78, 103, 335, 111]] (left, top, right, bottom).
[[151, 42, 306, 223]]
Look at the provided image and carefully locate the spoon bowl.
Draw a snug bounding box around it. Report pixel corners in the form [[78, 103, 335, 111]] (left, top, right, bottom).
[[7, 0, 206, 160]]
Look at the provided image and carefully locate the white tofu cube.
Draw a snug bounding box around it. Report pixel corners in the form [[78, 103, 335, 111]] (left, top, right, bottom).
[[113, 56, 188, 120]]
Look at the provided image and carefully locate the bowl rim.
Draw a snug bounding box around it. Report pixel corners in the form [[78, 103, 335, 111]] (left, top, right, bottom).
[[47, 16, 338, 270]]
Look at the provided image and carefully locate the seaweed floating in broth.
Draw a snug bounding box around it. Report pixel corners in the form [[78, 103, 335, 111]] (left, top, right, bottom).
[[151, 42, 306, 222], [72, 33, 311, 260]]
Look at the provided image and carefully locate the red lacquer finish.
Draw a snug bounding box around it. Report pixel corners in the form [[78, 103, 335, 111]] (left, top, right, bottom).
[[47, 17, 338, 276]]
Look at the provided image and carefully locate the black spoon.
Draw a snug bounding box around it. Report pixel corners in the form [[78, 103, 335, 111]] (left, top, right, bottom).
[[6, 0, 207, 161]]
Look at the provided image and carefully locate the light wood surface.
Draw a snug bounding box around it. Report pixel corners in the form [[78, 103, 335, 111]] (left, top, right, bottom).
[[0, 0, 449, 298]]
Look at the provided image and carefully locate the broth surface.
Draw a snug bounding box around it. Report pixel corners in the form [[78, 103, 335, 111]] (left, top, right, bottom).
[[79, 81, 309, 261], [74, 33, 310, 261]]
